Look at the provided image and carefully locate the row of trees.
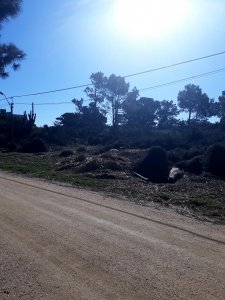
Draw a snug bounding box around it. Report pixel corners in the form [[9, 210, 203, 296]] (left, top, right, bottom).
[[55, 72, 225, 133], [1, 1, 225, 150], [1, 1, 224, 132]]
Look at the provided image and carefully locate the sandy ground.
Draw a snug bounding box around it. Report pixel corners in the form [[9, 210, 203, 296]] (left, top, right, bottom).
[[0, 171, 225, 300]]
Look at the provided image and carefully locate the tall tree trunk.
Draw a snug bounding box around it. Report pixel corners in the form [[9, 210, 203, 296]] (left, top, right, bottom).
[[188, 110, 192, 125]]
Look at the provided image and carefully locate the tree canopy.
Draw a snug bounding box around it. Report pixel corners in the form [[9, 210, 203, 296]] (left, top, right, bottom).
[[0, 0, 25, 78], [177, 84, 214, 123], [84, 72, 107, 114], [0, 0, 22, 23], [106, 74, 130, 127]]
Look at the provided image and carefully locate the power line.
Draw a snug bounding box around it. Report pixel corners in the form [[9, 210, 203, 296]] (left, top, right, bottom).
[[124, 50, 225, 78], [11, 83, 92, 99], [11, 66, 225, 107], [139, 67, 225, 92], [15, 101, 72, 106], [1, 50, 224, 100]]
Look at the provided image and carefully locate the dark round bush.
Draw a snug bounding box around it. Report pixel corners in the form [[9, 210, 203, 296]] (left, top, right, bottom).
[[204, 144, 225, 178], [183, 146, 205, 160], [135, 146, 169, 183], [187, 156, 203, 174], [167, 147, 186, 163], [20, 138, 48, 153], [176, 156, 203, 175]]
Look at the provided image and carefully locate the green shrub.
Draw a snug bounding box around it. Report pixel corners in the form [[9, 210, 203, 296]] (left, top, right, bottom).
[[167, 147, 186, 163], [204, 144, 225, 178], [183, 146, 205, 160], [135, 146, 169, 183], [188, 156, 203, 174], [176, 156, 203, 175], [20, 138, 48, 153]]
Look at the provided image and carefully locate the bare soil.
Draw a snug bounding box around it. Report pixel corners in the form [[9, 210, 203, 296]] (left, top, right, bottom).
[[0, 171, 225, 299]]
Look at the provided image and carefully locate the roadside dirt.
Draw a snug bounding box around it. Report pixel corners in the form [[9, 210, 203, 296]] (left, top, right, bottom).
[[0, 171, 225, 299]]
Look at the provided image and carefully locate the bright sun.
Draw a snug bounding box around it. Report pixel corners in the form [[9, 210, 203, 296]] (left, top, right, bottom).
[[113, 0, 190, 39]]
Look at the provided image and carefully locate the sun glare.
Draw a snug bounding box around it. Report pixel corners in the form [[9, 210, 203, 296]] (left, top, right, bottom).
[[113, 0, 190, 39]]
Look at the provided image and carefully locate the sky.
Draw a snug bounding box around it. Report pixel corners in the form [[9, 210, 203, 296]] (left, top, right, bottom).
[[0, 0, 225, 126]]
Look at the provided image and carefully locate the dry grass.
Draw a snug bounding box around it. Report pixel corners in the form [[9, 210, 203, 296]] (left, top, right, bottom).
[[0, 147, 225, 223]]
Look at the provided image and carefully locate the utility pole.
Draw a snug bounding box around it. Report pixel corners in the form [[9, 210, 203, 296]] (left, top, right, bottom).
[[10, 99, 14, 141], [0, 91, 14, 141]]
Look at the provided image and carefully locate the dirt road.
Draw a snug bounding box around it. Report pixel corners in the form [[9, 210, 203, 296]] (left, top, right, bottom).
[[0, 171, 225, 299]]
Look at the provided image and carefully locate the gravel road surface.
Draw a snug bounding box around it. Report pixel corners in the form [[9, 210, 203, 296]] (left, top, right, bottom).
[[0, 171, 225, 299]]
